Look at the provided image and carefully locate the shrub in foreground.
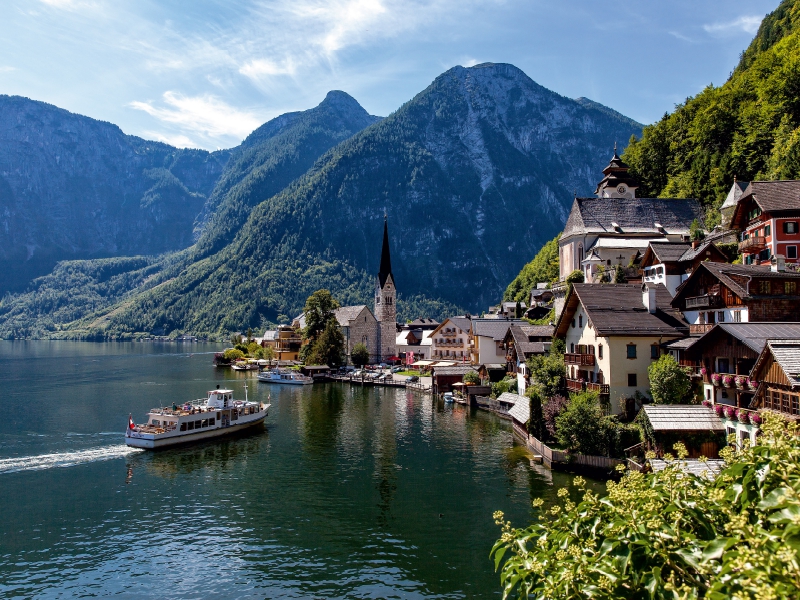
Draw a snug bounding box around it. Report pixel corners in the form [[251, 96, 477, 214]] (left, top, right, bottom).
[[491, 412, 800, 599]]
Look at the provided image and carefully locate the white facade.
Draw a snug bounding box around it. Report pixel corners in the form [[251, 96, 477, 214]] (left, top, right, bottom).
[[430, 320, 470, 361]]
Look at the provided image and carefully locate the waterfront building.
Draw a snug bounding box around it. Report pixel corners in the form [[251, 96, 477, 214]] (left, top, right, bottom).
[[429, 317, 472, 362], [555, 283, 688, 416], [374, 217, 398, 363], [470, 318, 526, 366]]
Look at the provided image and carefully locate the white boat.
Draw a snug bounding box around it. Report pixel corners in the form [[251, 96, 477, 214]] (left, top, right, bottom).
[[257, 368, 313, 385], [231, 360, 259, 371], [125, 386, 269, 449], [443, 392, 455, 403]]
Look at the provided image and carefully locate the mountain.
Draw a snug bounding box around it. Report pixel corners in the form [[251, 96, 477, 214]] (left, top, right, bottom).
[[84, 62, 642, 338], [192, 90, 382, 257], [623, 0, 800, 225], [0, 95, 229, 293]]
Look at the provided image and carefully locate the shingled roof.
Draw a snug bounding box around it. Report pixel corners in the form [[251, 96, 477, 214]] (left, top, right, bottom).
[[742, 180, 800, 213], [753, 340, 800, 389], [556, 283, 688, 338], [709, 323, 800, 354], [334, 305, 371, 326], [672, 262, 800, 305], [561, 197, 704, 239], [472, 319, 527, 341], [508, 325, 553, 358], [642, 405, 725, 432]]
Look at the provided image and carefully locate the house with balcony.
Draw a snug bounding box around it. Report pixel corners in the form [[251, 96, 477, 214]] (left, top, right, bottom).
[[730, 180, 800, 266], [395, 328, 433, 361], [678, 323, 800, 409], [750, 339, 800, 420], [261, 325, 303, 361], [670, 261, 800, 334], [470, 318, 526, 366], [559, 151, 704, 282], [429, 317, 472, 362], [555, 283, 688, 415], [502, 324, 554, 393], [639, 239, 728, 296]]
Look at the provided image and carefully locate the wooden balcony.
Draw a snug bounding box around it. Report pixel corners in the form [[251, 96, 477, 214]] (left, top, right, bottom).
[[685, 294, 723, 309], [689, 323, 714, 335], [566, 378, 609, 396], [738, 235, 767, 252], [565, 352, 595, 366]]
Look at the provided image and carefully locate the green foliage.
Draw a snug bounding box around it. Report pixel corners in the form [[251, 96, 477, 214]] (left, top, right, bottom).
[[222, 348, 245, 362], [491, 413, 800, 599], [463, 370, 480, 385], [302, 289, 340, 343], [306, 319, 345, 367], [555, 391, 608, 455], [690, 218, 705, 242], [351, 343, 370, 367], [648, 354, 693, 404], [527, 386, 545, 440], [624, 0, 800, 216], [491, 376, 518, 399], [526, 342, 565, 399], [613, 265, 626, 284], [565, 270, 584, 284], [504, 236, 559, 302]]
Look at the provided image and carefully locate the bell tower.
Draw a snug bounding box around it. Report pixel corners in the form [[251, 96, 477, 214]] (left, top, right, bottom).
[[375, 216, 397, 362], [594, 144, 639, 199]]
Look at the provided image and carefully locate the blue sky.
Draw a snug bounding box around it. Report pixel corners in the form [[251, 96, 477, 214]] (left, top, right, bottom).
[[0, 0, 778, 150]]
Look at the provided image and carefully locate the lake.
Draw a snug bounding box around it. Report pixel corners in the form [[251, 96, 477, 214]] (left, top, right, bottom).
[[0, 341, 586, 599]]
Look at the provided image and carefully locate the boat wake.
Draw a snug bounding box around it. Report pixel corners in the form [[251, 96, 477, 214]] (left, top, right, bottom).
[[0, 445, 143, 474]]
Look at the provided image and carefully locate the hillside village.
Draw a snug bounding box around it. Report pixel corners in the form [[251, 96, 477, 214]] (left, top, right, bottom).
[[239, 149, 800, 468]]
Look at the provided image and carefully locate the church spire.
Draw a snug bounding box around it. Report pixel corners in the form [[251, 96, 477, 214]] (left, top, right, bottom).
[[378, 216, 392, 287]]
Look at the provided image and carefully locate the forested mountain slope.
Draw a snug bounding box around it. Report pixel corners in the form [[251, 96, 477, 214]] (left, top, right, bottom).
[[92, 62, 641, 337], [0, 95, 229, 293], [623, 0, 800, 225]]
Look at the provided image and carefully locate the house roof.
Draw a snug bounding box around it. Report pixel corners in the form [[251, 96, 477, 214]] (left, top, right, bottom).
[[508, 395, 530, 424], [334, 305, 372, 326], [497, 392, 525, 406], [720, 179, 749, 210], [561, 197, 704, 239], [642, 405, 725, 432], [665, 336, 700, 351], [644, 242, 692, 264], [555, 283, 688, 338], [432, 365, 475, 376], [708, 323, 800, 354], [472, 319, 527, 341], [507, 325, 554, 357], [432, 316, 472, 336], [408, 318, 439, 328], [753, 340, 800, 388], [672, 262, 800, 305], [502, 301, 527, 309], [743, 180, 800, 213]]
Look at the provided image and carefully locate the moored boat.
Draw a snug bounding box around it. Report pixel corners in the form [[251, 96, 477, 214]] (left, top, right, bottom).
[[257, 368, 313, 385], [231, 360, 259, 371], [125, 386, 269, 449]]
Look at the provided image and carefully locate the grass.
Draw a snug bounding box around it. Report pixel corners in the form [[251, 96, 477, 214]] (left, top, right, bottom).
[[396, 369, 422, 377]]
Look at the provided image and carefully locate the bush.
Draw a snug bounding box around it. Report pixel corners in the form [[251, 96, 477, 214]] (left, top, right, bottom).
[[464, 370, 480, 385], [351, 343, 370, 367], [222, 348, 245, 362], [526, 341, 565, 399], [492, 413, 800, 599], [491, 377, 518, 399], [542, 394, 568, 440], [648, 354, 693, 404], [527, 386, 545, 440], [555, 392, 606, 455]]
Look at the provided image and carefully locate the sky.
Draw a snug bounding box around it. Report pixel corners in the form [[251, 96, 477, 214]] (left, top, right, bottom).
[[0, 0, 780, 151]]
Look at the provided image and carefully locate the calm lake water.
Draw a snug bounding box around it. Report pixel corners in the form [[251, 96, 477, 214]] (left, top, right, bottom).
[[0, 342, 589, 599]]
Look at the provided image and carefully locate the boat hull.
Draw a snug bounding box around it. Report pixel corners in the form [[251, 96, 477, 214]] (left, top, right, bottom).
[[125, 412, 267, 450], [256, 378, 313, 385]]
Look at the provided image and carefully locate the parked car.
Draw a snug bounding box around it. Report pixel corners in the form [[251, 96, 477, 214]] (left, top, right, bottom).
[[391, 366, 403, 373], [407, 375, 419, 383]]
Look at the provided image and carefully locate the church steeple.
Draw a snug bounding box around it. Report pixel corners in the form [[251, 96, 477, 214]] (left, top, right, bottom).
[[378, 216, 393, 288], [594, 146, 639, 199]]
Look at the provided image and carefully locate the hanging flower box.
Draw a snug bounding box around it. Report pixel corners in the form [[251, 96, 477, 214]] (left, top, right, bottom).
[[750, 412, 763, 425], [735, 375, 747, 389], [714, 404, 725, 417], [700, 367, 707, 376], [724, 406, 737, 420], [736, 409, 750, 424], [711, 373, 722, 386], [722, 375, 735, 388], [702, 399, 712, 407], [748, 379, 757, 390]]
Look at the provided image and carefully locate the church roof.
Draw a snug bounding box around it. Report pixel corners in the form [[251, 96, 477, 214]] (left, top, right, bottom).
[[334, 305, 372, 326], [561, 197, 704, 240], [378, 217, 393, 288]]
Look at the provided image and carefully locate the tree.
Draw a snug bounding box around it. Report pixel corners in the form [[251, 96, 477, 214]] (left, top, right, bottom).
[[504, 235, 560, 302], [566, 270, 584, 284], [526, 341, 565, 399], [351, 343, 370, 367], [262, 346, 275, 365], [527, 386, 545, 440], [542, 394, 569, 440], [554, 391, 607, 455], [222, 348, 245, 362], [302, 289, 340, 344], [492, 413, 800, 599], [648, 354, 693, 404], [306, 319, 345, 367]]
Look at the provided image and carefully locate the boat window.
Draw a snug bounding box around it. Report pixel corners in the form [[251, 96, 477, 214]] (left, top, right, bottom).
[[187, 421, 195, 430], [216, 412, 221, 419], [209, 418, 215, 426], [152, 419, 160, 426], [195, 420, 202, 429], [180, 423, 187, 431], [201, 419, 208, 428]]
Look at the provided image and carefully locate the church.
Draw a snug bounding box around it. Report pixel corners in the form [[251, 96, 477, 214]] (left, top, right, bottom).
[[331, 217, 398, 364]]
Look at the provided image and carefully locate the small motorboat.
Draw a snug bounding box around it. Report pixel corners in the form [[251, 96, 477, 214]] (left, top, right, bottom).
[[443, 392, 455, 403]]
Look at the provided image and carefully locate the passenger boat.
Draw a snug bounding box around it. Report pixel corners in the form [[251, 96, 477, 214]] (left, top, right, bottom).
[[125, 386, 269, 449], [257, 368, 313, 385], [231, 360, 259, 371]]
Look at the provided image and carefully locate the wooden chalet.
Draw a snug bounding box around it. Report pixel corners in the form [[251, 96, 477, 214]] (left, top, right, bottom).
[[639, 239, 728, 296], [750, 340, 800, 419], [670, 261, 800, 335]]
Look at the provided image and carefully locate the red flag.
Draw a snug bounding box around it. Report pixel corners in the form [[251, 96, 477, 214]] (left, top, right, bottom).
[[128, 415, 136, 430]]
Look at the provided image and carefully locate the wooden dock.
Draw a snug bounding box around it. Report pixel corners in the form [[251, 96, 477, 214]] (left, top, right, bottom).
[[328, 374, 431, 393]]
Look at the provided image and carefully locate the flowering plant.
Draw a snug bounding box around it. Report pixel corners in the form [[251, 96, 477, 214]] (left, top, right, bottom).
[[735, 375, 747, 388], [722, 375, 734, 387], [736, 409, 750, 424], [700, 367, 707, 376], [702, 399, 712, 407], [714, 403, 724, 416], [711, 373, 722, 386], [750, 412, 763, 425], [724, 405, 737, 420]]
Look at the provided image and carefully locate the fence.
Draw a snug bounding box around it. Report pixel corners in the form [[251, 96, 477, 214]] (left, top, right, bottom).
[[525, 434, 624, 471]]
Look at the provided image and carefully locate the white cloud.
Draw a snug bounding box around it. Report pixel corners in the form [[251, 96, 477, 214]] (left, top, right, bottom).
[[239, 57, 297, 79], [130, 91, 264, 146], [0, 66, 16, 73], [703, 15, 762, 36]]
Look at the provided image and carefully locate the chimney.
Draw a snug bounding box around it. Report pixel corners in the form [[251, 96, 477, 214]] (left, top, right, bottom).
[[642, 283, 657, 314], [771, 254, 786, 273], [692, 239, 699, 249]]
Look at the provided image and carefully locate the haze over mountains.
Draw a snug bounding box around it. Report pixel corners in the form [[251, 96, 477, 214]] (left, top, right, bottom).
[[0, 62, 643, 338]]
